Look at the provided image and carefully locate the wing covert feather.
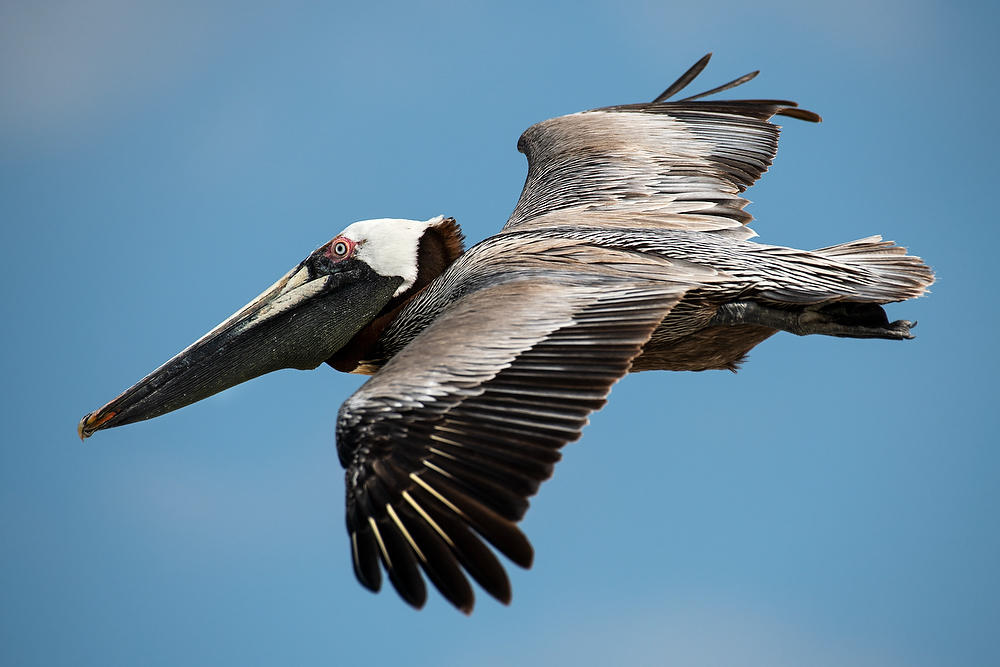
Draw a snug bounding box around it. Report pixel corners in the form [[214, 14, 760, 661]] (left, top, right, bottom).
[[505, 55, 820, 237], [336, 278, 688, 612]]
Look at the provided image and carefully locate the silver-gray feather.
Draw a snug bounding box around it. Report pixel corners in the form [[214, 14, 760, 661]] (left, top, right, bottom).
[[338, 277, 687, 611], [506, 102, 817, 238]]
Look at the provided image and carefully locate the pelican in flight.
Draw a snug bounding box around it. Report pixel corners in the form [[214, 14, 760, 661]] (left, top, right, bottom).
[[79, 55, 933, 613]]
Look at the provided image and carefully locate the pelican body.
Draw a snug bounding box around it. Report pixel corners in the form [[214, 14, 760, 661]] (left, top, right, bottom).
[[79, 56, 933, 613]]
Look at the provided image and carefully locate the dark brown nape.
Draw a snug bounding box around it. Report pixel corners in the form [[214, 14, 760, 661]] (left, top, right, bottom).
[[428, 216, 465, 268], [327, 217, 465, 374], [379, 216, 465, 321]]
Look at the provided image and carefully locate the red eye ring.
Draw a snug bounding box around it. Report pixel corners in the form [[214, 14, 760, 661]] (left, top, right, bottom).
[[326, 236, 356, 261]]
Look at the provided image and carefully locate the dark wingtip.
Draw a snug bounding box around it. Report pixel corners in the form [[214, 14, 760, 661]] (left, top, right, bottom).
[[648, 56, 822, 124], [652, 53, 712, 103], [678, 69, 759, 102], [779, 106, 823, 123]]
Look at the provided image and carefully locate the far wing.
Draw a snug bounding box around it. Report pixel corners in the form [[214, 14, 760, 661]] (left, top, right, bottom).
[[336, 276, 688, 612], [505, 54, 821, 239]]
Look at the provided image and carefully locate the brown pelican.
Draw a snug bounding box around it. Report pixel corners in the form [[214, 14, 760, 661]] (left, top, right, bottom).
[[78, 55, 933, 613]]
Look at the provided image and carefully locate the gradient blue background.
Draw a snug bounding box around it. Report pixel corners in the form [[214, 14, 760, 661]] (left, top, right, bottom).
[[2, 1, 996, 665]]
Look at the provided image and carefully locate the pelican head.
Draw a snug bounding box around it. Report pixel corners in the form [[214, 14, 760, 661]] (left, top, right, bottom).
[[78, 215, 462, 439]]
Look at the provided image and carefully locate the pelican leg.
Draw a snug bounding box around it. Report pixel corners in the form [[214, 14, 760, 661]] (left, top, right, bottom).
[[711, 301, 915, 340]]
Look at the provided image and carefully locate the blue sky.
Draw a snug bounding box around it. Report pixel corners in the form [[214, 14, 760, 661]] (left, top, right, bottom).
[[2, 1, 997, 665]]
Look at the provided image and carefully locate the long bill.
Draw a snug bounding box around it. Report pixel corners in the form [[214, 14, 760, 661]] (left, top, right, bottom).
[[78, 260, 401, 439]]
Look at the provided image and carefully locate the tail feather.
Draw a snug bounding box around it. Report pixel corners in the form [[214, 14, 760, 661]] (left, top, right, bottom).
[[812, 235, 935, 302]]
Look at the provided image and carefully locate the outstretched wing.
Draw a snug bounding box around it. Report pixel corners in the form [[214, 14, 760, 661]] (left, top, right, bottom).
[[505, 54, 821, 239], [336, 276, 688, 612]]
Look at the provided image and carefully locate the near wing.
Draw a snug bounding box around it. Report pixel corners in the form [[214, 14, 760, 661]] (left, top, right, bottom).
[[336, 277, 688, 612], [505, 53, 821, 239]]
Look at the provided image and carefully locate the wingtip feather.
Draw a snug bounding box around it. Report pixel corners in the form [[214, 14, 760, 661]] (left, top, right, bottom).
[[652, 53, 713, 103], [778, 106, 822, 123]]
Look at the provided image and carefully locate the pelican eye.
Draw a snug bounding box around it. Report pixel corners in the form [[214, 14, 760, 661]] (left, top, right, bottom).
[[326, 237, 356, 261]]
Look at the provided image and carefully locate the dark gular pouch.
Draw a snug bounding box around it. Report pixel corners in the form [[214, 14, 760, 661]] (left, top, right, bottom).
[[79, 260, 403, 437]]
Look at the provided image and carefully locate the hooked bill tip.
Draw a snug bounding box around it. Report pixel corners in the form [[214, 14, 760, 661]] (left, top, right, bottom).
[[77, 417, 86, 441], [77, 413, 93, 441], [78, 409, 116, 441]]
